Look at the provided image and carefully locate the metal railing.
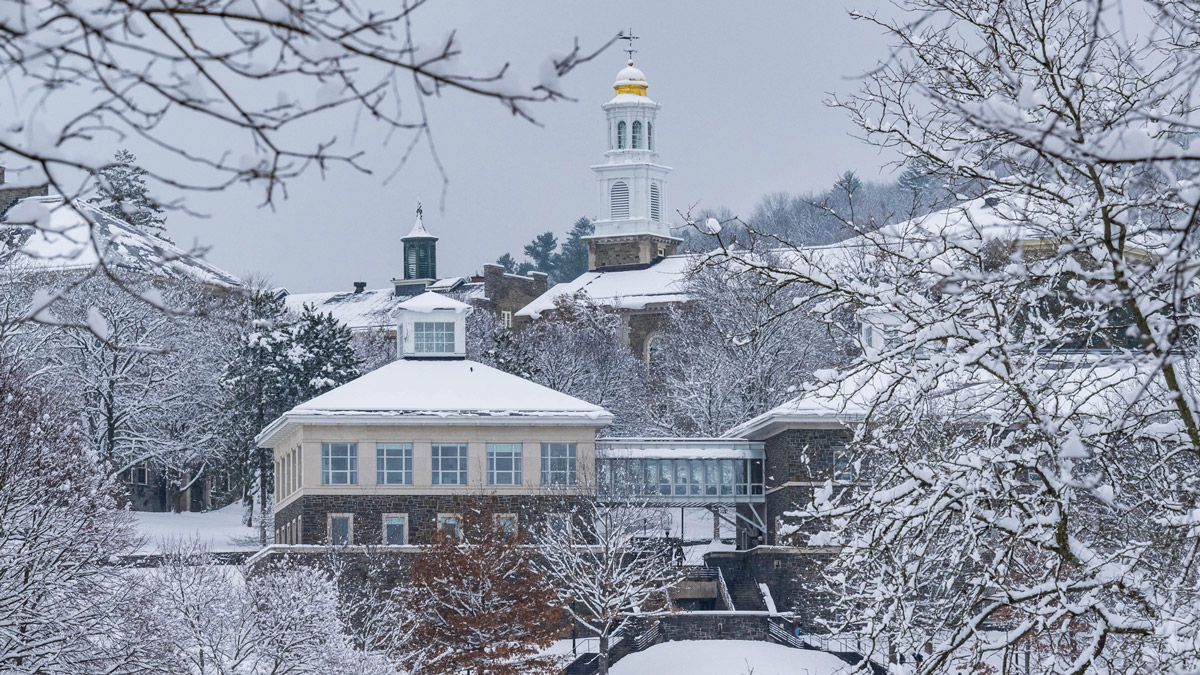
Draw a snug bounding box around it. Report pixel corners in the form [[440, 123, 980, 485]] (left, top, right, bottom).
[[715, 566, 736, 611], [768, 622, 864, 655]]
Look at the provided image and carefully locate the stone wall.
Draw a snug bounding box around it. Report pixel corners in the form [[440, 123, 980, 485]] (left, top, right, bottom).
[[656, 612, 773, 642], [586, 234, 679, 271], [626, 311, 666, 362], [706, 547, 842, 630], [481, 264, 548, 317], [763, 428, 853, 543], [277, 493, 582, 545], [0, 171, 48, 213]]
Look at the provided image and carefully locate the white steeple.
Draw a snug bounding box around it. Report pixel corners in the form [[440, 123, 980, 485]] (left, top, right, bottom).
[[590, 57, 673, 241]]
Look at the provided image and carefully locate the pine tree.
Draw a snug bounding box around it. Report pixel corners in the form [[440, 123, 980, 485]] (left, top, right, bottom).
[[553, 216, 593, 282], [220, 295, 359, 543], [495, 252, 518, 273], [523, 231, 558, 274], [92, 149, 169, 241]]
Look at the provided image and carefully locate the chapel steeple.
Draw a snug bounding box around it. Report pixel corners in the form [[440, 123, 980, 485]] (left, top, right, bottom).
[[586, 45, 679, 271]]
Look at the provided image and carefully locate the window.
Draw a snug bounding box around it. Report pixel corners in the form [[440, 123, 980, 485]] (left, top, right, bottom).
[[650, 183, 661, 221], [383, 514, 408, 545], [648, 121, 653, 150], [546, 513, 570, 536], [329, 514, 353, 545], [321, 443, 357, 485], [833, 447, 854, 482], [617, 120, 626, 149], [432, 443, 468, 485], [376, 443, 413, 485], [437, 513, 462, 539], [632, 120, 643, 148], [541, 443, 577, 485], [128, 461, 149, 485], [487, 443, 523, 486], [414, 321, 455, 354], [610, 181, 630, 219], [495, 513, 518, 537], [501, 310, 512, 328]]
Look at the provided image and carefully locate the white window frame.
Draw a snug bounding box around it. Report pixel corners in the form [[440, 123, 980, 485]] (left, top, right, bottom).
[[382, 513, 409, 546], [437, 513, 463, 539], [413, 321, 456, 354], [545, 513, 571, 537], [376, 443, 413, 485], [501, 310, 512, 328], [487, 443, 523, 486], [541, 443, 577, 486], [328, 513, 354, 545], [432, 443, 468, 485], [495, 513, 519, 537], [321, 442, 357, 485]]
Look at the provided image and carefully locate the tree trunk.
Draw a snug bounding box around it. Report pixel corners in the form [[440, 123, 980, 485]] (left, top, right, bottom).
[[599, 633, 609, 675]]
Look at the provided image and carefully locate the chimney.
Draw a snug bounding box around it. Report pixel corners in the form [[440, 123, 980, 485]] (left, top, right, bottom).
[[353, 281, 366, 294]]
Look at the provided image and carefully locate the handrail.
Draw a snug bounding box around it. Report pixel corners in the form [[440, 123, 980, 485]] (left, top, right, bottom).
[[714, 565, 736, 611]]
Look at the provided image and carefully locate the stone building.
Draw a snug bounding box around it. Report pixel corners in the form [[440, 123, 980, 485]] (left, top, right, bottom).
[[260, 292, 612, 546], [516, 58, 694, 359]]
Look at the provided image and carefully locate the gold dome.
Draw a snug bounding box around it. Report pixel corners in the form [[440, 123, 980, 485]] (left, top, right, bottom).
[[613, 60, 648, 96]]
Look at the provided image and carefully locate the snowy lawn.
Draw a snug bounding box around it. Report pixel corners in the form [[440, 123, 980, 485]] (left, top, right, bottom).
[[131, 503, 262, 554], [609, 640, 853, 675]]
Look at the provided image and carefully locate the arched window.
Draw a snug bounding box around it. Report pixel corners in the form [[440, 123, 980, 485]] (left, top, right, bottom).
[[650, 183, 661, 221], [616, 121, 626, 149], [610, 181, 630, 219], [632, 121, 643, 149], [648, 122, 653, 150]]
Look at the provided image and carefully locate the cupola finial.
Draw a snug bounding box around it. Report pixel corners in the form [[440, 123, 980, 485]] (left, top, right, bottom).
[[619, 28, 638, 61]]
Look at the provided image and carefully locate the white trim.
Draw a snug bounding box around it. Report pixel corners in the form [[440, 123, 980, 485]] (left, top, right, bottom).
[[382, 513, 409, 546], [256, 411, 611, 448], [327, 513, 354, 545]]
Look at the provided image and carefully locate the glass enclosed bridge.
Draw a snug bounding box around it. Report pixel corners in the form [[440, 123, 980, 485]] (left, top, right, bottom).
[[595, 438, 767, 538]]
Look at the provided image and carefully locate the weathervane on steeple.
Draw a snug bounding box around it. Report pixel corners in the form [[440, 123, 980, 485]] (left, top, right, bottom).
[[619, 29, 639, 61], [415, 198, 423, 222]]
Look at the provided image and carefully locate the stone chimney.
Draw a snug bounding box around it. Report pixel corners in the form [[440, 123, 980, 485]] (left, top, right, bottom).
[[353, 281, 366, 294]]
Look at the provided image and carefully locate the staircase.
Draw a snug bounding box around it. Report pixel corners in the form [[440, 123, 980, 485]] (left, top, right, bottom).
[[724, 577, 767, 611]]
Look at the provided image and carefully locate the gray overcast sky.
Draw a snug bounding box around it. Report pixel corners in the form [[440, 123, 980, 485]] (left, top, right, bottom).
[[165, 1, 900, 294]]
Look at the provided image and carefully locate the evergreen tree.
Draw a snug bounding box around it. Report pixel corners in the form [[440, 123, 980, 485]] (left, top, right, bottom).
[[522, 231, 558, 274], [495, 253, 518, 273], [553, 216, 593, 282], [92, 149, 169, 241], [289, 304, 361, 401], [221, 293, 360, 543]]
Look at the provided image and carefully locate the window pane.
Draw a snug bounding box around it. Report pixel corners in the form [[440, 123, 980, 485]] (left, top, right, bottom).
[[330, 517, 350, 545], [540, 443, 577, 485], [706, 460, 718, 496], [675, 460, 689, 496], [721, 459, 734, 496], [384, 516, 406, 545], [414, 322, 456, 354], [487, 443, 522, 486], [692, 461, 704, 496]]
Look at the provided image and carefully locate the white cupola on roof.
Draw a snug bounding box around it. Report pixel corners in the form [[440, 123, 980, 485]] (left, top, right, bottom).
[[394, 291, 471, 360]]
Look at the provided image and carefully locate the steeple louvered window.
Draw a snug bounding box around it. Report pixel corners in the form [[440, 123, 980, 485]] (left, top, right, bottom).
[[610, 181, 630, 219], [632, 121, 642, 149], [617, 121, 626, 149], [650, 183, 661, 221], [648, 122, 653, 150]]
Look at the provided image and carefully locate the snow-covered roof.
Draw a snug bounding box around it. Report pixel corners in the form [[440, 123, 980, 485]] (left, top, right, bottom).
[[397, 290, 471, 314], [725, 364, 1155, 440], [285, 280, 483, 331], [597, 438, 764, 460], [256, 358, 612, 446], [516, 254, 696, 318], [403, 211, 436, 240], [1, 195, 243, 288]]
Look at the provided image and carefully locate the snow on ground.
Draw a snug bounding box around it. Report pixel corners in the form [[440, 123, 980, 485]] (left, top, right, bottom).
[[610, 640, 853, 675], [131, 503, 262, 554]]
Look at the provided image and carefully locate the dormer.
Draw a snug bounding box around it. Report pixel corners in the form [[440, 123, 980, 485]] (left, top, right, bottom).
[[394, 291, 471, 360]]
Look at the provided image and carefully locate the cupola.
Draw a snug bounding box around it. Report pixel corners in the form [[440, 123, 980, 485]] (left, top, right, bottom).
[[395, 201, 438, 296], [394, 291, 471, 360], [613, 61, 648, 97]]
